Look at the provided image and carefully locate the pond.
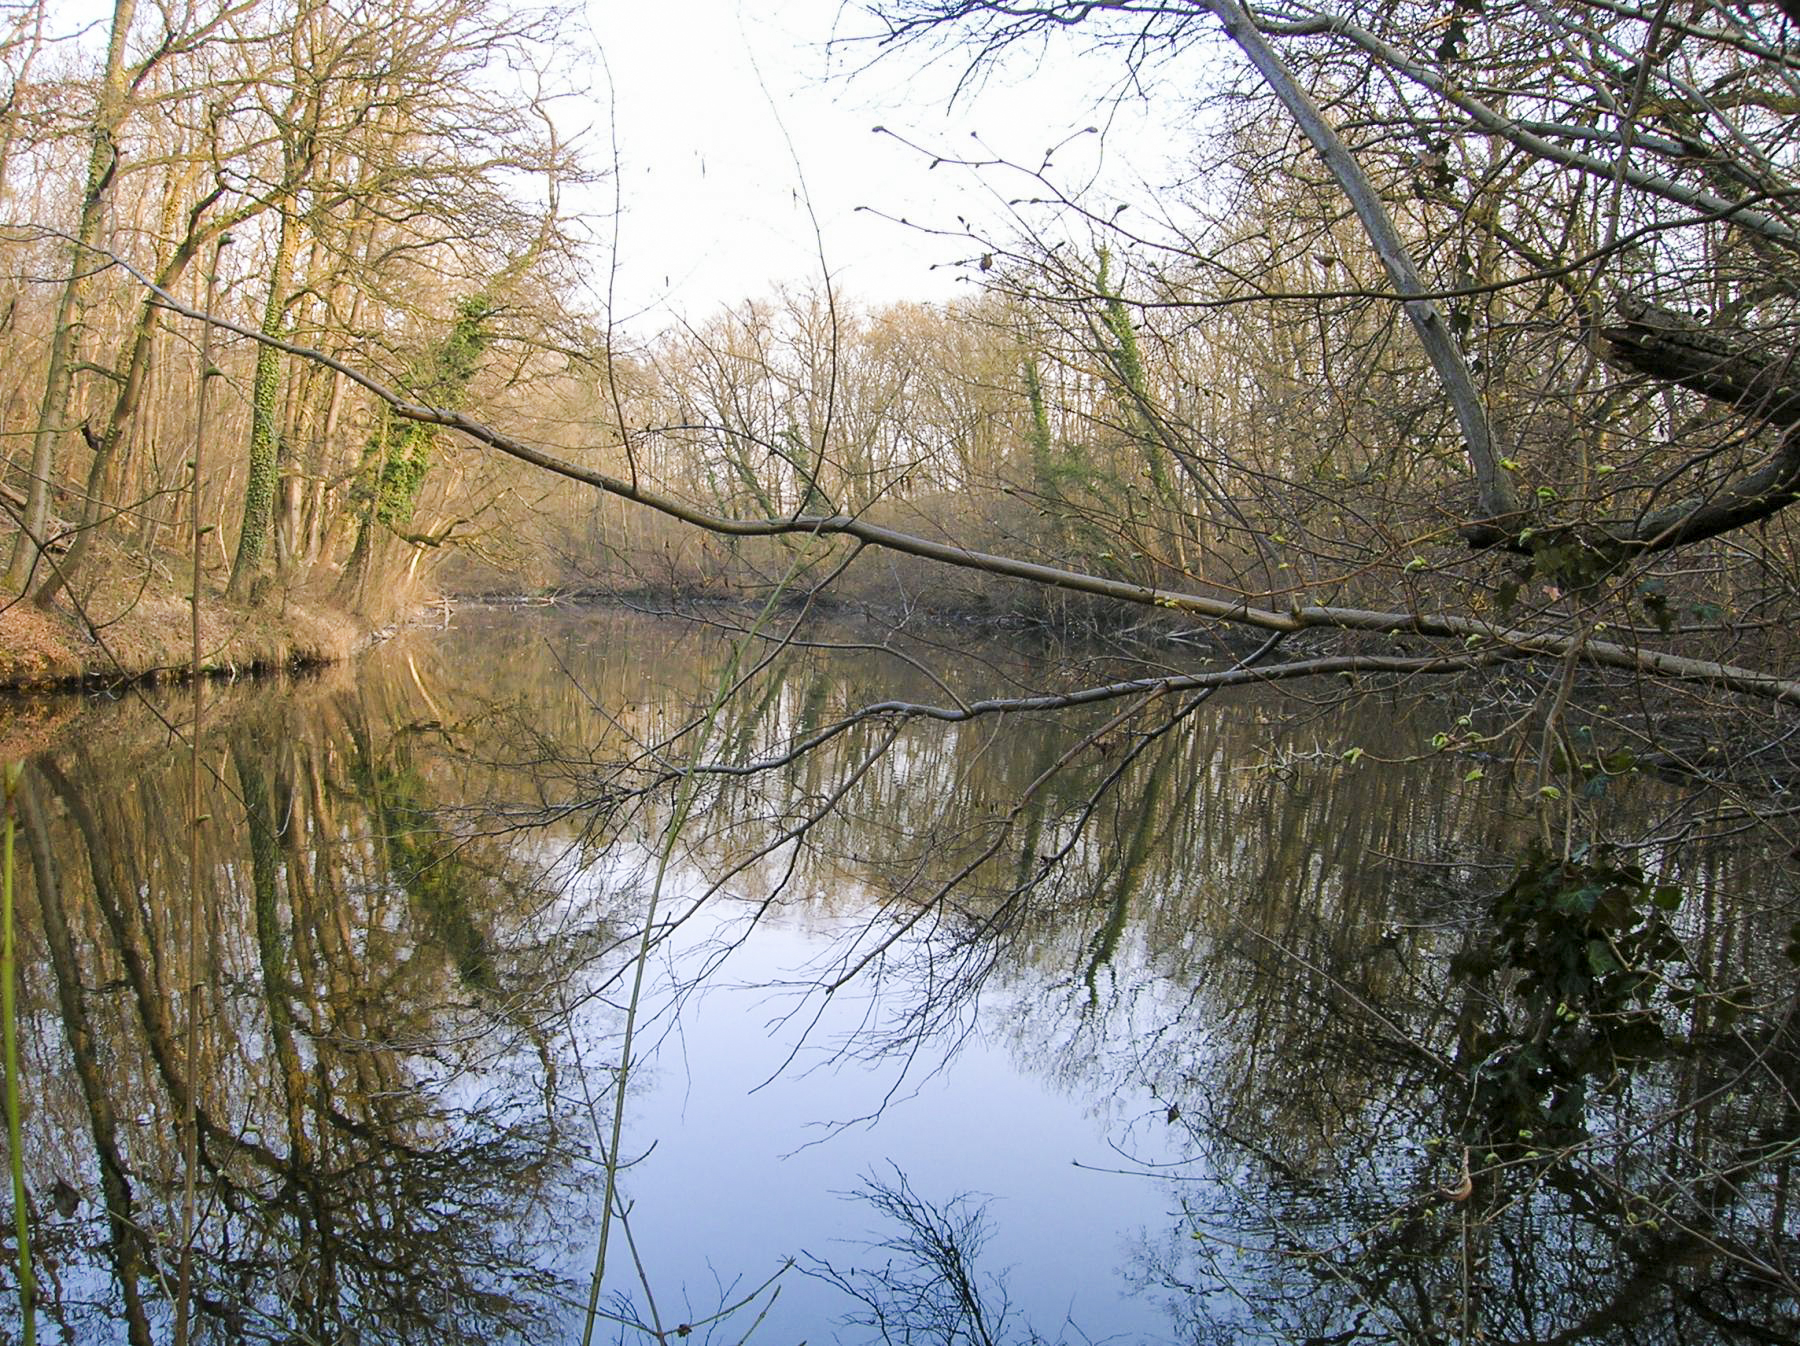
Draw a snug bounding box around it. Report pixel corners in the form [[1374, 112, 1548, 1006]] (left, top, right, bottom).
[[2, 601, 1797, 1343]]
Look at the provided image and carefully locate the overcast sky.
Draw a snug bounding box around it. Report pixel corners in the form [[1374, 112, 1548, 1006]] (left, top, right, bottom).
[[577, 0, 1172, 326], [47, 0, 1177, 327]]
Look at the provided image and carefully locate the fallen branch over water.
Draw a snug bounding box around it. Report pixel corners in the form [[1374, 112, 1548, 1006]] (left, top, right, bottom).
[[98, 253, 1800, 709]]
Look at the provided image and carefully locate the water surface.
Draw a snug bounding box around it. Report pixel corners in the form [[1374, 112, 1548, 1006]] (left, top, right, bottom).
[[6, 602, 1797, 1343]]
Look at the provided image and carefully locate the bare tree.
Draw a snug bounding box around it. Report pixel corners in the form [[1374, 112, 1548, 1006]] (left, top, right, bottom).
[[4, 0, 140, 592]]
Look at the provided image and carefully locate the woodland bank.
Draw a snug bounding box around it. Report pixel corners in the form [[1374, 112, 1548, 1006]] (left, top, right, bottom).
[[0, 585, 364, 694]]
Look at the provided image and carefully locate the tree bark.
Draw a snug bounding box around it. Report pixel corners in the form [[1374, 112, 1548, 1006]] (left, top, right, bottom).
[[33, 184, 228, 608], [1202, 0, 1523, 536], [1598, 298, 1800, 548], [4, 0, 138, 592], [228, 201, 299, 600]]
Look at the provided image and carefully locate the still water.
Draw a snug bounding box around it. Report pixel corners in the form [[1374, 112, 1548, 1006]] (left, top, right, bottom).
[[3, 602, 1797, 1343]]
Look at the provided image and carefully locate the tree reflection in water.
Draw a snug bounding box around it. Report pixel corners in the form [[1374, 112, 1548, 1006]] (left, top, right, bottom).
[[2, 604, 1796, 1343], [8, 688, 591, 1343], [1112, 847, 1800, 1343]]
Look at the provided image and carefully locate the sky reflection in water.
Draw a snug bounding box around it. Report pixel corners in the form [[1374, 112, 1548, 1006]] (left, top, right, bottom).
[[581, 883, 1195, 1342], [10, 603, 1798, 1343]]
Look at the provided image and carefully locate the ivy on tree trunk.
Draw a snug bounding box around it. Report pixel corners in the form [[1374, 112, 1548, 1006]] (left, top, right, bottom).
[[227, 206, 299, 601]]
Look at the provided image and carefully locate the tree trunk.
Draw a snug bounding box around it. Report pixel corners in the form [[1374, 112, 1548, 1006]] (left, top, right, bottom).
[[33, 181, 224, 608], [227, 203, 299, 600], [4, 0, 137, 592]]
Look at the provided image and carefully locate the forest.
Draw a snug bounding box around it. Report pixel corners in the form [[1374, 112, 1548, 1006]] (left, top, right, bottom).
[[3, 0, 1800, 696], [3, 0, 1800, 1343]]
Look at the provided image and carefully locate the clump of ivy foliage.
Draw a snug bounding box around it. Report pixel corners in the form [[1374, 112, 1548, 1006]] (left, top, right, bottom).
[[352, 294, 496, 530], [1452, 843, 1693, 1150]]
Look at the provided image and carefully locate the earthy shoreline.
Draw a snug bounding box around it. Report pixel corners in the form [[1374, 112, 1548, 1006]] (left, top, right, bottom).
[[0, 588, 366, 692]]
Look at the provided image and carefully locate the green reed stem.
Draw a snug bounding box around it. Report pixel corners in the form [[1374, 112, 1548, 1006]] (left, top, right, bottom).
[[174, 233, 224, 1346], [3, 760, 34, 1346], [581, 546, 818, 1345]]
